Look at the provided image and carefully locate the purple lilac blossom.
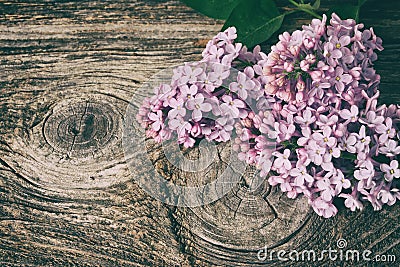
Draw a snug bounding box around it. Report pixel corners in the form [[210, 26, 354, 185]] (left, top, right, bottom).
[[138, 15, 399, 218]]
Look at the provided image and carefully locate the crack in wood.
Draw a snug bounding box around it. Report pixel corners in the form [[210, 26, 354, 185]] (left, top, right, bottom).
[[66, 101, 89, 158]]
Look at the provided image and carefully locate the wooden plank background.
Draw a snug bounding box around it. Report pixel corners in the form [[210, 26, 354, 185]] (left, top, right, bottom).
[[0, 0, 399, 266]]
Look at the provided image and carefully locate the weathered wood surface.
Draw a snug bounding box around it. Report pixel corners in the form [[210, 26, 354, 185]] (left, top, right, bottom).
[[0, 0, 399, 266]]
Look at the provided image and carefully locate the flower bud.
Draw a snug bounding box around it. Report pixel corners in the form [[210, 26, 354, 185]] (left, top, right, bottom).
[[146, 129, 158, 138], [276, 76, 285, 87], [247, 111, 255, 120], [305, 54, 316, 64], [240, 129, 252, 141], [333, 123, 346, 138], [273, 102, 282, 112], [289, 45, 300, 56], [160, 129, 172, 140], [240, 143, 250, 152], [232, 143, 240, 152], [284, 62, 294, 72], [296, 92, 305, 103], [242, 118, 253, 128], [265, 83, 278, 94], [296, 77, 306, 91], [303, 37, 315, 49], [310, 70, 322, 81], [191, 123, 202, 137], [262, 66, 272, 75]]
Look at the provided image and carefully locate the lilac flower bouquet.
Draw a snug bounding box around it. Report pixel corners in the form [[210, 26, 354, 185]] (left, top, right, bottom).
[[137, 14, 400, 218]]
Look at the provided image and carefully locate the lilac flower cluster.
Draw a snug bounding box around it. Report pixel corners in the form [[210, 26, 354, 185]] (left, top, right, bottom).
[[263, 13, 383, 107], [137, 14, 399, 218], [136, 27, 263, 148], [234, 14, 398, 218], [234, 100, 400, 218]]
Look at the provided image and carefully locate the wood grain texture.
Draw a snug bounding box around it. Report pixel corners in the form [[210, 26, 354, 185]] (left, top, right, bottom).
[[0, 0, 399, 266], [0, 0, 219, 266]]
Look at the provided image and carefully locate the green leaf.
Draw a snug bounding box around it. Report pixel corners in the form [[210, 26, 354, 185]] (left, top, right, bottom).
[[358, 0, 367, 6], [341, 151, 357, 161], [328, 4, 361, 21], [313, 0, 321, 9], [181, 0, 241, 20], [222, 0, 284, 48]]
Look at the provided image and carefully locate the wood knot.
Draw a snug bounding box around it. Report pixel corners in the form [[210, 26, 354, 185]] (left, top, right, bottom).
[[43, 100, 120, 158], [5, 95, 129, 190], [169, 144, 312, 258]]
